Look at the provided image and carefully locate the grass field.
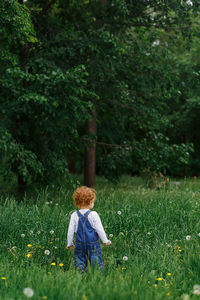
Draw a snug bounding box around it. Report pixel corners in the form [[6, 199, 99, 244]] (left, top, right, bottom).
[[0, 176, 200, 300]]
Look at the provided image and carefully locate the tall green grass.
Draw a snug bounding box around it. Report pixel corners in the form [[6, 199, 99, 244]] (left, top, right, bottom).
[[0, 176, 200, 299]]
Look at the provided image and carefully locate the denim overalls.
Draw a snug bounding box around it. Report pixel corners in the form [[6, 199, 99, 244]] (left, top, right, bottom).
[[74, 210, 104, 272]]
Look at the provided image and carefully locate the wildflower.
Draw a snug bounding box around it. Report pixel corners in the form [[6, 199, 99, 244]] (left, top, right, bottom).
[[55, 203, 59, 206], [45, 202, 49, 205], [123, 256, 128, 261], [51, 262, 56, 266], [44, 250, 50, 255], [27, 244, 32, 247], [59, 263, 64, 267], [12, 246, 17, 250], [117, 211, 122, 215], [82, 294, 87, 300], [50, 230, 54, 235], [186, 235, 191, 240], [152, 40, 160, 47], [167, 292, 170, 296], [29, 230, 34, 235], [157, 278, 163, 281], [167, 273, 172, 276], [147, 232, 151, 235], [198, 233, 200, 237], [26, 254, 32, 258], [21, 234, 25, 238], [109, 234, 113, 238], [23, 287, 34, 298], [1, 277, 6, 280], [186, 0, 193, 6], [37, 231, 41, 235], [193, 284, 200, 295]]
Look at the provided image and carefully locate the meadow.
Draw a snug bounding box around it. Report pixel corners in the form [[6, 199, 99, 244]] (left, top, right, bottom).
[[0, 176, 200, 300]]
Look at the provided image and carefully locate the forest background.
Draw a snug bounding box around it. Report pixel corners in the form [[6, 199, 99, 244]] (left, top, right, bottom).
[[1, 0, 200, 195]]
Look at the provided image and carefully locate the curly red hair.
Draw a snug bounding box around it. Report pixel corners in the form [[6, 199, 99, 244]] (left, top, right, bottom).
[[73, 186, 96, 207]]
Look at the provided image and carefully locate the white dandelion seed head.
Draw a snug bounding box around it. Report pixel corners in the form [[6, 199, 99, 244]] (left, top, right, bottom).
[[123, 256, 128, 261], [23, 287, 34, 298], [45, 202, 50, 205], [21, 234, 25, 238], [117, 211, 122, 215], [44, 250, 50, 255], [37, 231, 41, 235], [193, 284, 200, 295], [50, 230, 54, 234], [147, 232, 151, 235], [198, 233, 200, 237], [29, 230, 34, 235], [109, 234, 113, 238], [55, 203, 59, 206], [50, 201, 53, 204], [186, 235, 191, 240], [145, 52, 151, 56]]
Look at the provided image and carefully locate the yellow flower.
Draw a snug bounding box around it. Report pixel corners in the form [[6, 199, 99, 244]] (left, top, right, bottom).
[[178, 249, 182, 252], [26, 253, 32, 258], [59, 263, 64, 267], [51, 262, 56, 266], [27, 244, 32, 247], [82, 294, 87, 300], [167, 273, 172, 276], [157, 278, 163, 281], [1, 277, 6, 280], [167, 292, 170, 296]]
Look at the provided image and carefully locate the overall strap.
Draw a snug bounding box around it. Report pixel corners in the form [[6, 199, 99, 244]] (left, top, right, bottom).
[[76, 210, 83, 218], [84, 210, 91, 218]]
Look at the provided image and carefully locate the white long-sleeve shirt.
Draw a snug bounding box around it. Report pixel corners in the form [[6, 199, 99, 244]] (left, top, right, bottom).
[[67, 209, 110, 247]]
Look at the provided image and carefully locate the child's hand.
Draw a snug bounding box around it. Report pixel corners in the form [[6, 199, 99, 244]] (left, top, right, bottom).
[[104, 240, 111, 246], [66, 245, 75, 250]]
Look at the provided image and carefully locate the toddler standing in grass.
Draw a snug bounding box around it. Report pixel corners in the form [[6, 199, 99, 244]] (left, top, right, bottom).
[[66, 186, 111, 272]]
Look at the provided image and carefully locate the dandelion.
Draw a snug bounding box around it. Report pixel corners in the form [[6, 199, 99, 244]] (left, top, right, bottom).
[[23, 287, 34, 298], [45, 202, 50, 205], [51, 262, 56, 266], [157, 278, 163, 281], [193, 284, 200, 295], [26, 254, 32, 258], [27, 244, 32, 247], [167, 273, 172, 276], [82, 294, 87, 300], [186, 235, 191, 240], [59, 263, 64, 267], [29, 230, 34, 235], [50, 230, 54, 234], [55, 203, 59, 206], [117, 211, 122, 215], [123, 256, 128, 261], [21, 234, 25, 238], [167, 292, 170, 296], [198, 233, 200, 237], [109, 234, 113, 238], [44, 250, 50, 255], [37, 231, 41, 235], [1, 277, 6, 280], [147, 232, 151, 235]]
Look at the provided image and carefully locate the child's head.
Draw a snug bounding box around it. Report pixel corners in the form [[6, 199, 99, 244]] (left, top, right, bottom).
[[73, 186, 96, 208]]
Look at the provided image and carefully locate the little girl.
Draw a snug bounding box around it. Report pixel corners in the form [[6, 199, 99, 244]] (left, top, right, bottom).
[[66, 186, 111, 272]]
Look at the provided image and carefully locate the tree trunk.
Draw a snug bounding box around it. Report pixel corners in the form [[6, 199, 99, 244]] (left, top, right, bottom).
[[84, 109, 97, 187]]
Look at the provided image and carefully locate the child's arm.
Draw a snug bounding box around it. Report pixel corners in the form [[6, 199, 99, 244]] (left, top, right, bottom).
[[91, 212, 111, 246], [66, 212, 76, 250]]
